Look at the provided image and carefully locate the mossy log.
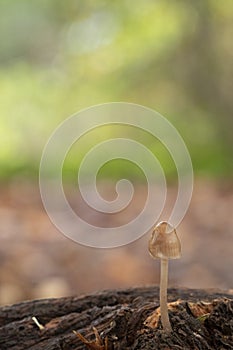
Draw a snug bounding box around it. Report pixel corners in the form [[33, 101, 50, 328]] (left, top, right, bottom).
[[0, 286, 232, 349]]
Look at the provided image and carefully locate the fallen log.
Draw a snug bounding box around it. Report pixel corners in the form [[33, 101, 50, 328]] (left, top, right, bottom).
[[0, 286, 232, 349]]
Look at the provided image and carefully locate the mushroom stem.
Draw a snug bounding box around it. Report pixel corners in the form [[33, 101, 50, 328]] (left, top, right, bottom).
[[160, 258, 172, 332]]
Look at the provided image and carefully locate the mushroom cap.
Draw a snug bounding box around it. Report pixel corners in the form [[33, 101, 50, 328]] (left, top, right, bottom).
[[148, 221, 181, 259]]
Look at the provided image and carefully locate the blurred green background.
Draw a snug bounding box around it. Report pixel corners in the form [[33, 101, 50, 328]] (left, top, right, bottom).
[[0, 0, 232, 180]]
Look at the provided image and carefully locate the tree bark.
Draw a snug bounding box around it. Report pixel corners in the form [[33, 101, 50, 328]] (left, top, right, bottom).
[[0, 286, 232, 349]]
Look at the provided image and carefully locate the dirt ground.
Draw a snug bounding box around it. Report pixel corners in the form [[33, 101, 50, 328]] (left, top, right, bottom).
[[0, 179, 232, 306]]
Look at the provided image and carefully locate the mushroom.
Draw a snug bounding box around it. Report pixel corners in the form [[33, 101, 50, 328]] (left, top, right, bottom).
[[148, 221, 181, 332]]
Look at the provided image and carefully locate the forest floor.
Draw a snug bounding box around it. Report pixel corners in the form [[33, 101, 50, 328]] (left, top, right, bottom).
[[0, 179, 232, 306]]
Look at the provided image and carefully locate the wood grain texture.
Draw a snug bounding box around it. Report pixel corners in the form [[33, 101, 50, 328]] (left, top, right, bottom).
[[0, 286, 232, 349]]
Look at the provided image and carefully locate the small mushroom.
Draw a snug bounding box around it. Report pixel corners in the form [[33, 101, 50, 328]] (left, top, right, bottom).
[[148, 221, 181, 332]]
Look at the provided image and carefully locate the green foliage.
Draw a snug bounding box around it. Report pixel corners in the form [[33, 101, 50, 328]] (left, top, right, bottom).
[[0, 0, 232, 180]]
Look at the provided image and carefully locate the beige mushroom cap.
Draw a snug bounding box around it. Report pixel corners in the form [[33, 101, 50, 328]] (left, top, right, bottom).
[[148, 221, 181, 259]]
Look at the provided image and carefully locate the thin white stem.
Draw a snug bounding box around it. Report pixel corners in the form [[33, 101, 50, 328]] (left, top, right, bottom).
[[160, 258, 172, 332]]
